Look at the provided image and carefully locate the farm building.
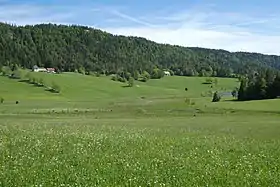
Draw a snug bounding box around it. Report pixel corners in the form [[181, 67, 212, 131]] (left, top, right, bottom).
[[32, 65, 56, 73], [164, 71, 171, 76]]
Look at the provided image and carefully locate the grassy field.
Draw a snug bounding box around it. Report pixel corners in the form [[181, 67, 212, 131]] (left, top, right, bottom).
[[1, 73, 280, 186]]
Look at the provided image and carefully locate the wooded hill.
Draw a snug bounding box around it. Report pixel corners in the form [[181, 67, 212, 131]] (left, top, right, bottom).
[[0, 22, 280, 78]]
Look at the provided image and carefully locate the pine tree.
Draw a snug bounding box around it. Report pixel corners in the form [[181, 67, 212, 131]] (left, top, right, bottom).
[[270, 75, 280, 98], [212, 91, 221, 102], [238, 78, 248, 101], [258, 77, 267, 99]]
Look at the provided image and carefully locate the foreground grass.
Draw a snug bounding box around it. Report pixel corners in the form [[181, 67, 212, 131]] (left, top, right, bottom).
[[1, 114, 280, 186]]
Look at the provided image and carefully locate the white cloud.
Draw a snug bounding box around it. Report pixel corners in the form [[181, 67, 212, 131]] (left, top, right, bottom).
[[101, 8, 280, 55]]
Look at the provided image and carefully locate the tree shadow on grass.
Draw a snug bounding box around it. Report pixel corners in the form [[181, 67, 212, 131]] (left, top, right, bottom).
[[18, 80, 44, 87], [223, 98, 240, 102], [18, 79, 29, 83], [202, 82, 212, 85], [45, 88, 60, 94], [121, 85, 131, 88]]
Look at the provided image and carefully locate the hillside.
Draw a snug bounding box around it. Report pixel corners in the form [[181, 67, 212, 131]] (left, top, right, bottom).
[[0, 72, 237, 102], [1, 72, 280, 116], [0, 22, 280, 78]]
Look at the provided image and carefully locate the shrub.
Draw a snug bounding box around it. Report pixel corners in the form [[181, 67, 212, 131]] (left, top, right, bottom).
[[117, 76, 126, 83], [212, 91, 221, 102], [12, 69, 22, 79], [38, 78, 45, 87], [204, 77, 213, 84], [139, 76, 148, 82], [128, 77, 134, 87], [231, 87, 239, 98], [95, 72, 101, 77], [111, 75, 117, 81], [142, 71, 150, 80], [31, 77, 37, 84], [25, 72, 32, 81], [213, 78, 218, 86], [49, 82, 61, 93], [0, 97, 4, 104], [78, 67, 85, 75], [151, 68, 164, 79], [1, 66, 12, 76], [185, 87, 188, 91]]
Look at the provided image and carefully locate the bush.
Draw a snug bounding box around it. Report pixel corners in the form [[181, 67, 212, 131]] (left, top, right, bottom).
[[117, 76, 126, 83], [95, 72, 101, 77], [38, 78, 45, 87], [214, 78, 218, 85], [128, 77, 134, 87], [185, 87, 188, 91], [0, 97, 4, 104], [49, 82, 61, 93], [142, 71, 150, 80], [78, 67, 85, 75], [111, 75, 117, 81], [25, 72, 32, 81], [111, 74, 126, 83], [31, 77, 37, 84], [212, 91, 221, 102], [11, 69, 22, 79], [139, 76, 148, 82], [151, 68, 164, 79], [204, 78, 213, 84], [231, 87, 239, 98], [1, 66, 12, 76]]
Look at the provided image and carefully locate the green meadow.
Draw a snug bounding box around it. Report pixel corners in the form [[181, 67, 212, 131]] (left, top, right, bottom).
[[1, 72, 280, 186]]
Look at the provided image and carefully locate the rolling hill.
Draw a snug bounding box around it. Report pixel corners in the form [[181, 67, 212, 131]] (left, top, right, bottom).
[[0, 22, 280, 79], [1, 71, 279, 116]]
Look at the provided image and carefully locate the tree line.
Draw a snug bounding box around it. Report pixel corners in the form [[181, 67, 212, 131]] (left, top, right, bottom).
[[237, 69, 280, 101], [0, 22, 280, 80], [0, 64, 61, 94]]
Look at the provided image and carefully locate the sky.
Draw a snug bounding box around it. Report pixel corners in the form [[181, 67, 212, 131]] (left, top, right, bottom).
[[1, 0, 280, 55]]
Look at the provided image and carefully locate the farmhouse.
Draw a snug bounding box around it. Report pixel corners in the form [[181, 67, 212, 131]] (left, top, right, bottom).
[[33, 65, 47, 72], [32, 65, 56, 73], [164, 71, 171, 76], [46, 68, 56, 73]]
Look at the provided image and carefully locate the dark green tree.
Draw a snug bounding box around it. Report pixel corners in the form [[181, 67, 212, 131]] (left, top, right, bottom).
[[238, 78, 248, 101], [231, 88, 238, 98], [0, 97, 4, 104], [212, 91, 221, 102]]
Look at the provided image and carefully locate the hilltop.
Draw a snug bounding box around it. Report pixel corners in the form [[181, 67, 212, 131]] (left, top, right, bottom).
[[0, 22, 280, 78]]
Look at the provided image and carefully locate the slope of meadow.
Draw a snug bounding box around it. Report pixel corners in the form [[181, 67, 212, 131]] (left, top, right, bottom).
[[1, 73, 280, 186]]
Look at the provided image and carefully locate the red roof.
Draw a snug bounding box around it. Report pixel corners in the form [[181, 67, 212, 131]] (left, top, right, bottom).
[[46, 68, 55, 71]]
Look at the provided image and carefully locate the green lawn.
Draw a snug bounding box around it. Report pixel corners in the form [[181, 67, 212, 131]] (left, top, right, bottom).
[[0, 73, 280, 186]]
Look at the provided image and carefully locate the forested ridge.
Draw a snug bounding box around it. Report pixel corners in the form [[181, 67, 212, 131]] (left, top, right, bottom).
[[0, 22, 280, 78]]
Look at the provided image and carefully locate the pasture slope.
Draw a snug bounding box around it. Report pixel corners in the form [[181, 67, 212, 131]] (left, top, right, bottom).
[[0, 73, 280, 186]]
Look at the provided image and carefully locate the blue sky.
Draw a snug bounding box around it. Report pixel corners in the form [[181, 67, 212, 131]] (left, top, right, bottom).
[[1, 0, 280, 54]]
